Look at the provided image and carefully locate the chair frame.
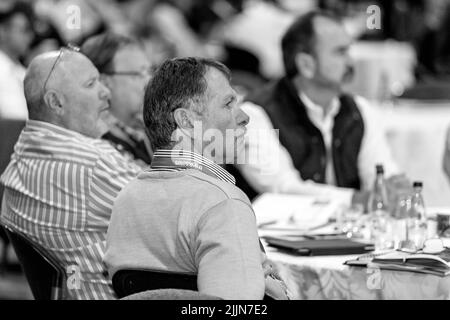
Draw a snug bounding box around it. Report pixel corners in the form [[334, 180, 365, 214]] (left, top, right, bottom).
[[112, 269, 198, 299], [0, 119, 26, 271], [1, 224, 66, 300]]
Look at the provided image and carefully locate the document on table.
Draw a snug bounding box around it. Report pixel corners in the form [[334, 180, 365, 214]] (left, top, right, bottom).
[[252, 193, 346, 232]]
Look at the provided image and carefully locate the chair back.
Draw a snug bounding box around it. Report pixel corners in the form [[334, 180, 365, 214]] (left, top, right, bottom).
[[112, 269, 197, 299], [0, 119, 25, 251], [113, 268, 274, 300], [2, 225, 66, 300], [0, 118, 25, 175], [120, 289, 222, 300]]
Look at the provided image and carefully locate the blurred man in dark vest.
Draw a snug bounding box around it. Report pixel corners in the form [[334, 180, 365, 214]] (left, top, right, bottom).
[[234, 10, 410, 207]]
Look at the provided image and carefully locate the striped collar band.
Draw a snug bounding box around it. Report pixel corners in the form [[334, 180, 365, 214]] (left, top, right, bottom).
[[151, 149, 236, 185]]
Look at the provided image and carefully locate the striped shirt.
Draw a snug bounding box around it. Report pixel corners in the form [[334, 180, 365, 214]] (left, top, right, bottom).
[[0, 120, 141, 299]]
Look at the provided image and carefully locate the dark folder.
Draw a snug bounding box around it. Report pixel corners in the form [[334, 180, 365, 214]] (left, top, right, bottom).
[[263, 236, 375, 256]]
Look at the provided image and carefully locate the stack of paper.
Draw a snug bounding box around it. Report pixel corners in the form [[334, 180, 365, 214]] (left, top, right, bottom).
[[252, 193, 346, 231]]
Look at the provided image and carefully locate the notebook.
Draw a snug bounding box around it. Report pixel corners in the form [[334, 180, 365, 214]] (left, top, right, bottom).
[[262, 235, 375, 256], [344, 249, 450, 277]]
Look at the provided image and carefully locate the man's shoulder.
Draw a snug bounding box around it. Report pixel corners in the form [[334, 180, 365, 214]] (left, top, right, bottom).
[[179, 172, 255, 224], [344, 95, 381, 123], [339, 94, 374, 119], [147, 169, 251, 205], [52, 135, 117, 166], [90, 139, 141, 174], [114, 170, 253, 219], [189, 171, 251, 202], [340, 94, 372, 110], [20, 124, 130, 168]]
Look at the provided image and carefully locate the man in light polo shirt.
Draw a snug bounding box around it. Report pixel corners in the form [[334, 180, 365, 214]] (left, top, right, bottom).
[[104, 57, 288, 300]]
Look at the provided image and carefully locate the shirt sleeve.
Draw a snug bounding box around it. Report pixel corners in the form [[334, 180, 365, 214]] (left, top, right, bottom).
[[88, 148, 141, 227], [237, 102, 354, 204], [194, 198, 265, 300], [355, 97, 401, 190]]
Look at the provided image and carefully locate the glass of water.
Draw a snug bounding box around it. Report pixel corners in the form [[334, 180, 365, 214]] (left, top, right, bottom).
[[340, 204, 364, 238]]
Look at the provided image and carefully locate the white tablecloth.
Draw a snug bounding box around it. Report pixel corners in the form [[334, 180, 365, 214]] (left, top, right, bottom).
[[267, 248, 450, 300], [264, 227, 450, 300]]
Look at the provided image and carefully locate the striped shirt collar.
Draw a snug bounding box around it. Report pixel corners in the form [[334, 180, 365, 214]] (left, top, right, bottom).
[[150, 149, 236, 185], [25, 119, 92, 140]]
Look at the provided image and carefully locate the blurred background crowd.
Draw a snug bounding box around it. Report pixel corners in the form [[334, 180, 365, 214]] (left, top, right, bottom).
[[3, 0, 450, 204], [1, 0, 450, 116]]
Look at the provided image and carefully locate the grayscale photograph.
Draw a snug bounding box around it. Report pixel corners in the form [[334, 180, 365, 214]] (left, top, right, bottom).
[[0, 0, 449, 309]]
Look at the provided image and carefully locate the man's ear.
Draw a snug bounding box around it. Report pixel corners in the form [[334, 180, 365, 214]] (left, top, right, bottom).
[[43, 90, 64, 115], [173, 108, 195, 136], [295, 52, 316, 79]]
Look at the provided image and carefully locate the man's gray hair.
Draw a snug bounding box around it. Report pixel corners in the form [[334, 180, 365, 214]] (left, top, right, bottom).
[[143, 57, 231, 151]]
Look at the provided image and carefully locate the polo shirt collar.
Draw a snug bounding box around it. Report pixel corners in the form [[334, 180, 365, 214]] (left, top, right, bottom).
[[151, 149, 236, 185]]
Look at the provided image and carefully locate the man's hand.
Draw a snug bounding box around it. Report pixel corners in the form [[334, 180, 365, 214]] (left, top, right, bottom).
[[386, 174, 411, 193], [261, 252, 281, 279], [386, 174, 412, 213], [351, 190, 370, 212], [261, 253, 290, 300], [353, 174, 412, 214]]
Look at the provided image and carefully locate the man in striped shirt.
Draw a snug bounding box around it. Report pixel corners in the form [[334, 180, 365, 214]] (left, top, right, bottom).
[[0, 49, 141, 299]]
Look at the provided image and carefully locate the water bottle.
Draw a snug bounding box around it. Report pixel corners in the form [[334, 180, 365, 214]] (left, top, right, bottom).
[[407, 181, 427, 248], [392, 194, 410, 249], [368, 164, 392, 249]]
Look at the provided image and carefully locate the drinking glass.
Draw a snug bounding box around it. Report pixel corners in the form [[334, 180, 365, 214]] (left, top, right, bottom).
[[340, 204, 364, 238], [391, 195, 410, 248]]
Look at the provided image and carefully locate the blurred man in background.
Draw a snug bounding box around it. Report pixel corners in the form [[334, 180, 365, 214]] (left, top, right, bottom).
[[234, 10, 410, 208], [81, 32, 153, 164], [0, 1, 34, 119]]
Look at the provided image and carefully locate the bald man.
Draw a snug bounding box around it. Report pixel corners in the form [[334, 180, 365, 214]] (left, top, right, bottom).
[[0, 49, 141, 299]]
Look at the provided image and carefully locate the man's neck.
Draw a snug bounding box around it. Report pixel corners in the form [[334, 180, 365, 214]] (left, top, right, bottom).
[[293, 77, 338, 115], [170, 130, 225, 166], [170, 130, 205, 158]]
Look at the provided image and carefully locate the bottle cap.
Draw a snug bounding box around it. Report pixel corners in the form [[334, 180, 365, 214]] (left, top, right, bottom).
[[413, 181, 423, 188], [375, 164, 384, 174]]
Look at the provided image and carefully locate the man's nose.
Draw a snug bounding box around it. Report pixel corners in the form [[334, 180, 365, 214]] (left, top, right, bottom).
[[236, 107, 250, 127], [99, 82, 111, 101]]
